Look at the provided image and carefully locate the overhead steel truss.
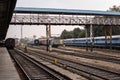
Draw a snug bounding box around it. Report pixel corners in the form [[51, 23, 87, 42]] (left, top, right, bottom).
[[10, 13, 120, 26]]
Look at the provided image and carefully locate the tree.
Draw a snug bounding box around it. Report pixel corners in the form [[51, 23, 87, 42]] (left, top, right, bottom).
[[73, 28, 81, 38], [60, 28, 85, 39], [60, 29, 73, 39], [93, 26, 104, 37], [79, 30, 85, 38], [60, 5, 120, 39], [73, 28, 85, 38], [109, 5, 120, 12], [93, 5, 120, 37], [60, 29, 67, 39], [108, 5, 120, 35]]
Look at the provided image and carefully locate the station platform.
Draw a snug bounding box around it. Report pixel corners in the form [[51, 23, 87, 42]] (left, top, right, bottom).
[[0, 47, 20, 80]]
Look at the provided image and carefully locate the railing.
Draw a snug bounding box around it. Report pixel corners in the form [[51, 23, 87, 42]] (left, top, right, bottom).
[[10, 14, 120, 26]]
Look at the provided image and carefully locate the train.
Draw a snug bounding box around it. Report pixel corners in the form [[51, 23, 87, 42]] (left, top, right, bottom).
[[51, 39, 64, 47], [31, 38, 64, 47], [64, 35, 120, 49], [34, 39, 40, 46], [28, 35, 120, 49], [5, 38, 15, 49]]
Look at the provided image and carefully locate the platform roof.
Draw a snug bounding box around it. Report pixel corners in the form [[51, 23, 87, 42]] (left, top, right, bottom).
[[15, 7, 120, 16], [0, 0, 16, 40]]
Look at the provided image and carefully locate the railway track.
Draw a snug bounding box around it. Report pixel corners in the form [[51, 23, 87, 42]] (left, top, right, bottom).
[[67, 46, 120, 53], [59, 46, 120, 56], [32, 46, 120, 64], [19, 47, 120, 80], [53, 48, 120, 64], [9, 49, 72, 80]]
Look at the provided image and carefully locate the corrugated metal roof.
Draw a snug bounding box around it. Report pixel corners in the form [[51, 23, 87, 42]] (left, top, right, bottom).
[[0, 0, 16, 40], [15, 7, 120, 16]]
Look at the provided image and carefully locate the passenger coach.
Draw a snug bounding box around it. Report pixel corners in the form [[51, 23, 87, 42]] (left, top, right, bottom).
[[64, 35, 120, 49]]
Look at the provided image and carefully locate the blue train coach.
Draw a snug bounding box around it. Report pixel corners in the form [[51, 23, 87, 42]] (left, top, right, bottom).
[[64, 35, 120, 48]]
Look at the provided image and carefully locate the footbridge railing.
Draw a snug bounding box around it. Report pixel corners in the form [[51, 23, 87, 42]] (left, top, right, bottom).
[[10, 14, 120, 26]]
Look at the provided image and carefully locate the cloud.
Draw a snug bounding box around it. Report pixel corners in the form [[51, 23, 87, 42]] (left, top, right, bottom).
[[16, 0, 120, 10]]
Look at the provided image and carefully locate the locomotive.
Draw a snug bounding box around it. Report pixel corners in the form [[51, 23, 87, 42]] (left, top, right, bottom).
[[34, 39, 40, 46], [5, 38, 15, 49], [32, 38, 63, 47]]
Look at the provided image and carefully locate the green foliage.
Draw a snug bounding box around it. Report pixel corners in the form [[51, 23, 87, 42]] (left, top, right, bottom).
[[92, 26, 120, 37], [60, 5, 120, 39], [93, 5, 120, 37], [60, 28, 85, 39], [60, 29, 73, 39], [80, 30, 85, 38], [73, 28, 81, 38], [112, 26, 120, 35], [93, 26, 104, 37], [109, 5, 120, 12]]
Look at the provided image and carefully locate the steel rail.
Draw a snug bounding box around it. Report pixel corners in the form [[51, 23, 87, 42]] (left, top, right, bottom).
[[25, 47, 120, 80], [9, 49, 71, 80]]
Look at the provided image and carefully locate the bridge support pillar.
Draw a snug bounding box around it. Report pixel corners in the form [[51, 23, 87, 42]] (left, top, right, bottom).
[[104, 26, 107, 48], [49, 25, 52, 52], [90, 24, 93, 52], [20, 25, 23, 46], [46, 25, 52, 52], [109, 26, 112, 50], [85, 26, 88, 51], [46, 25, 49, 51]]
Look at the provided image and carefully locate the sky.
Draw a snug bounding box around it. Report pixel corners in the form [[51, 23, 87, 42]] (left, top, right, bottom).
[[6, 0, 120, 39]]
